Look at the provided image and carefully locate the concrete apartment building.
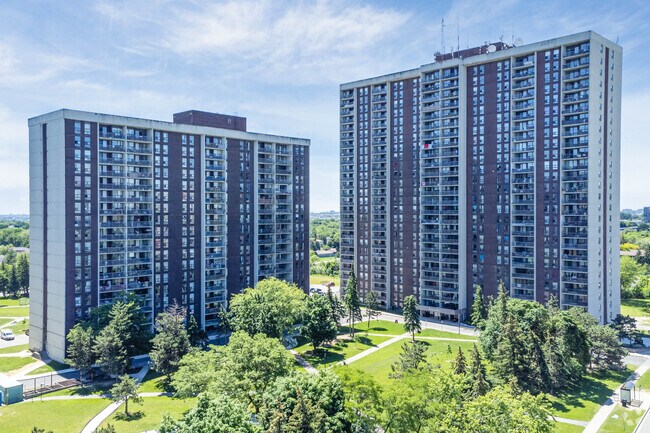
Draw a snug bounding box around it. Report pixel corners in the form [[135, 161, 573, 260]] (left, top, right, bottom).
[[340, 31, 621, 323], [29, 109, 309, 361]]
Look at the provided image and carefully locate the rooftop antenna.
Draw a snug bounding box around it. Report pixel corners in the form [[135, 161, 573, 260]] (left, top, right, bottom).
[[441, 17, 446, 56], [511, 24, 515, 45], [457, 16, 460, 58]]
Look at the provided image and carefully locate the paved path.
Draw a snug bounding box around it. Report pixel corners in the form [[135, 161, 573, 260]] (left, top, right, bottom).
[[290, 350, 318, 374], [372, 310, 478, 337], [340, 333, 409, 365], [582, 358, 650, 433], [80, 363, 150, 433], [38, 391, 172, 402], [553, 416, 588, 427]]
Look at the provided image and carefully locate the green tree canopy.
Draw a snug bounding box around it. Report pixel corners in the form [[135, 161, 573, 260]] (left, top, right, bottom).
[[110, 375, 142, 416], [228, 278, 306, 340], [150, 302, 191, 380], [302, 294, 338, 351], [403, 295, 421, 341]]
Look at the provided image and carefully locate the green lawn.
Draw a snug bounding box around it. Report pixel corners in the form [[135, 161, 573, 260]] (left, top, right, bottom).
[[99, 396, 196, 433], [596, 405, 644, 433], [341, 319, 407, 336], [9, 318, 29, 335], [309, 274, 338, 286], [347, 338, 477, 386], [0, 317, 13, 328], [0, 398, 110, 433], [635, 368, 650, 391], [0, 343, 29, 354], [295, 334, 391, 367], [26, 360, 70, 376], [41, 383, 112, 397], [0, 356, 37, 373], [0, 297, 29, 307], [138, 371, 173, 393], [418, 328, 478, 340], [0, 306, 30, 317], [621, 298, 650, 318], [554, 421, 584, 433], [547, 366, 636, 421]]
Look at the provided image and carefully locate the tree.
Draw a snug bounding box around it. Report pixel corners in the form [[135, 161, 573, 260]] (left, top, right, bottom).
[[588, 324, 627, 371], [106, 299, 151, 357], [228, 278, 306, 340], [187, 314, 208, 348], [303, 294, 338, 352], [365, 290, 380, 329], [470, 285, 488, 329], [95, 323, 128, 378], [31, 428, 53, 433], [150, 302, 191, 380], [403, 295, 421, 341], [343, 267, 361, 338], [336, 367, 384, 432], [610, 314, 642, 345], [259, 371, 346, 433], [110, 374, 142, 416], [390, 341, 429, 378], [469, 344, 490, 397], [453, 347, 467, 375], [160, 392, 257, 433], [173, 331, 294, 412], [95, 424, 116, 433], [14, 253, 29, 294], [66, 324, 95, 385], [327, 285, 345, 326], [620, 256, 645, 298], [7, 266, 19, 297]]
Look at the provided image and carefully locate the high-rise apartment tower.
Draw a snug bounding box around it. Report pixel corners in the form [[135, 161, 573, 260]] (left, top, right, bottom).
[[340, 31, 621, 323], [29, 109, 309, 361]]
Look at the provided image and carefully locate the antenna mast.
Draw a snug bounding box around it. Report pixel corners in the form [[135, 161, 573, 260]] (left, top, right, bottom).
[[457, 16, 460, 58], [441, 18, 445, 56]]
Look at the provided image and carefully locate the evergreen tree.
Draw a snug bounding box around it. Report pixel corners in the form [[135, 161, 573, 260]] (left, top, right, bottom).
[[365, 290, 380, 329], [470, 284, 488, 329], [15, 253, 29, 294], [469, 344, 490, 397], [150, 302, 191, 380], [8, 266, 19, 297], [327, 286, 345, 326], [187, 314, 208, 348], [95, 323, 128, 378], [402, 295, 421, 341], [390, 341, 429, 378], [453, 347, 467, 375], [66, 323, 95, 386], [343, 266, 361, 337], [110, 375, 142, 416], [286, 389, 326, 433]]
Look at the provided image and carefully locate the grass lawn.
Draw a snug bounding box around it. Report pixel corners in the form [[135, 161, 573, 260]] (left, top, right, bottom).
[[138, 371, 173, 393], [347, 338, 476, 386], [635, 368, 650, 391], [99, 396, 196, 433], [596, 405, 644, 433], [0, 398, 110, 433], [26, 360, 70, 376], [42, 383, 113, 397], [9, 318, 29, 335], [546, 366, 636, 421], [310, 274, 338, 286], [554, 421, 584, 433], [341, 319, 407, 336], [418, 328, 478, 340], [621, 298, 650, 318], [0, 318, 14, 328], [295, 334, 391, 367], [0, 343, 29, 354], [0, 306, 30, 317], [0, 297, 29, 307], [0, 356, 37, 373]]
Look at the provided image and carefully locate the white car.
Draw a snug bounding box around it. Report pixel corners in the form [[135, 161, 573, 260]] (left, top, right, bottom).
[[0, 329, 15, 340]]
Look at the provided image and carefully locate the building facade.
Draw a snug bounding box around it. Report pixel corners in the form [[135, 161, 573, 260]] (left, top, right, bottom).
[[29, 109, 309, 361], [340, 31, 621, 323]]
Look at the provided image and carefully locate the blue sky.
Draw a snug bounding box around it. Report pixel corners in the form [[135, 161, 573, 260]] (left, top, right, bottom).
[[1, 0, 649, 214]]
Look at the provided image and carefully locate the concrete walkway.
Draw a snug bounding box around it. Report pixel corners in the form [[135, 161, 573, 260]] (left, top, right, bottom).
[[582, 358, 650, 433], [290, 350, 318, 374], [340, 333, 408, 365], [80, 363, 150, 433], [553, 416, 588, 427]]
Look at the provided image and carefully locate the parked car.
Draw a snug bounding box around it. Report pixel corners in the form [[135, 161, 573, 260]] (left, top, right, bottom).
[[0, 329, 15, 340]]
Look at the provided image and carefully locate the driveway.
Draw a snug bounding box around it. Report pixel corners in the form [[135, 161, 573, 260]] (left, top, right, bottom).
[[0, 332, 28, 349]]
